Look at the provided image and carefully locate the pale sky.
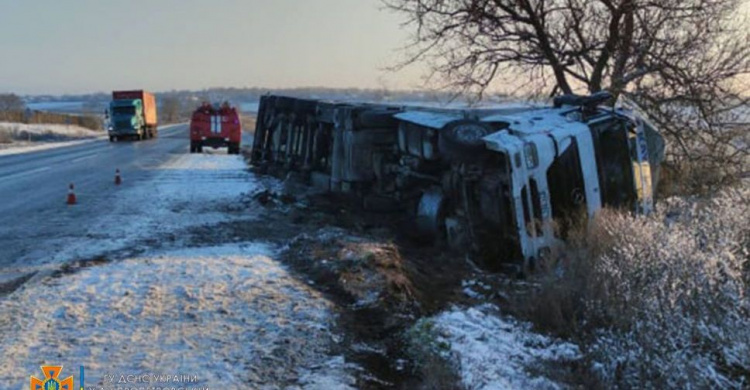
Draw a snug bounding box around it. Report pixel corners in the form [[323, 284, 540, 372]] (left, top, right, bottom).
[[0, 0, 423, 95]]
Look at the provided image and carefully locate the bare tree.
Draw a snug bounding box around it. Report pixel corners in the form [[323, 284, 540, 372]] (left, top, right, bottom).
[[161, 96, 182, 123], [0, 93, 24, 112], [385, 0, 750, 189]]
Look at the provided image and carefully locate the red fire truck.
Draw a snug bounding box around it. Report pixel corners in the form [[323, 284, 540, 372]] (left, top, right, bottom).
[[190, 102, 242, 154]]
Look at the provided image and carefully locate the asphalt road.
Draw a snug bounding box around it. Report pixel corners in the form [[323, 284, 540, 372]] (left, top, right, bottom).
[[0, 124, 206, 270]]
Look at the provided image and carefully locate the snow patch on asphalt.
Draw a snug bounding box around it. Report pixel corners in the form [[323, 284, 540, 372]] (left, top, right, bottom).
[[14, 152, 264, 270], [433, 304, 580, 390], [0, 243, 355, 389]]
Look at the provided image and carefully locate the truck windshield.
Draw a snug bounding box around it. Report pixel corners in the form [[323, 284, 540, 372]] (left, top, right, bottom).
[[590, 118, 636, 208], [546, 139, 586, 238], [113, 106, 136, 115]]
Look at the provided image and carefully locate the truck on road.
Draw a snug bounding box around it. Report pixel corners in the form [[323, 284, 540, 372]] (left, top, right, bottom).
[[109, 90, 158, 141], [251, 93, 665, 272], [190, 102, 242, 154]]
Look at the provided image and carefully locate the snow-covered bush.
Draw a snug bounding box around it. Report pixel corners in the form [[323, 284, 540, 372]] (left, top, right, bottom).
[[407, 305, 581, 389], [561, 187, 749, 388]]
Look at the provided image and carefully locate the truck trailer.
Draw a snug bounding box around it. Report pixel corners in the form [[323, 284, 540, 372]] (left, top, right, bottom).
[[189, 102, 242, 154], [251, 92, 666, 272], [109, 90, 158, 141]]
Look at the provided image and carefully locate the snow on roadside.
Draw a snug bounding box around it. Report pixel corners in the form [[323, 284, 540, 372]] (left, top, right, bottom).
[[0, 138, 103, 156], [431, 304, 580, 390], [0, 121, 104, 150], [0, 243, 356, 389], [14, 152, 264, 270], [0, 122, 101, 138], [0, 149, 359, 388]]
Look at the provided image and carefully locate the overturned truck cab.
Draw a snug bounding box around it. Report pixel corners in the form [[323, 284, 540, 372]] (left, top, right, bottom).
[[251, 93, 665, 272]]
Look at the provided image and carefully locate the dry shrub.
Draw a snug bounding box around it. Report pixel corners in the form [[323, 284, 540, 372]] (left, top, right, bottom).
[[0, 130, 12, 144], [529, 186, 749, 388], [241, 115, 256, 135], [0, 110, 102, 131], [404, 319, 463, 390], [659, 158, 748, 197]]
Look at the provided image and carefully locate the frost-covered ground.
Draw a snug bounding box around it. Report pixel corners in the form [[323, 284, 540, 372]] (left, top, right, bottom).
[[5, 152, 264, 271], [0, 151, 357, 389], [0, 122, 104, 155], [0, 244, 356, 389], [422, 304, 580, 390]]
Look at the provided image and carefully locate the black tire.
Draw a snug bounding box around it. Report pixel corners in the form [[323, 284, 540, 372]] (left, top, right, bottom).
[[109, 136, 114, 142], [438, 120, 494, 162], [229, 143, 240, 154]]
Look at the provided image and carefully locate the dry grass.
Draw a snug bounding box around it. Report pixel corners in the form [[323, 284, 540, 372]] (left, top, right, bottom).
[[522, 210, 620, 338], [0, 110, 102, 130], [0, 131, 11, 144], [404, 319, 464, 390], [241, 115, 256, 135]]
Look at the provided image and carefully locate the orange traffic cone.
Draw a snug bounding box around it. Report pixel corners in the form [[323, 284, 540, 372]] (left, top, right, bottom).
[[114, 169, 122, 185], [67, 183, 77, 205]]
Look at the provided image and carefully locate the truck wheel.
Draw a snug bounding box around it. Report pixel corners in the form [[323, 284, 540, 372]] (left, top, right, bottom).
[[415, 188, 448, 240], [109, 136, 114, 142], [438, 120, 494, 162]]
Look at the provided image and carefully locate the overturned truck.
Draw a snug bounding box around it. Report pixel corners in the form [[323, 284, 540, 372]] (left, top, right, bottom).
[[251, 92, 665, 271]]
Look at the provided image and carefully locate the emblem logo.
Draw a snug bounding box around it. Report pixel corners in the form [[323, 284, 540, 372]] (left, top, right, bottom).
[[30, 366, 74, 390]]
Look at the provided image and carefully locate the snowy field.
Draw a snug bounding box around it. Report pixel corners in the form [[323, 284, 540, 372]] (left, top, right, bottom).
[[0, 151, 357, 389], [0, 122, 104, 155]]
